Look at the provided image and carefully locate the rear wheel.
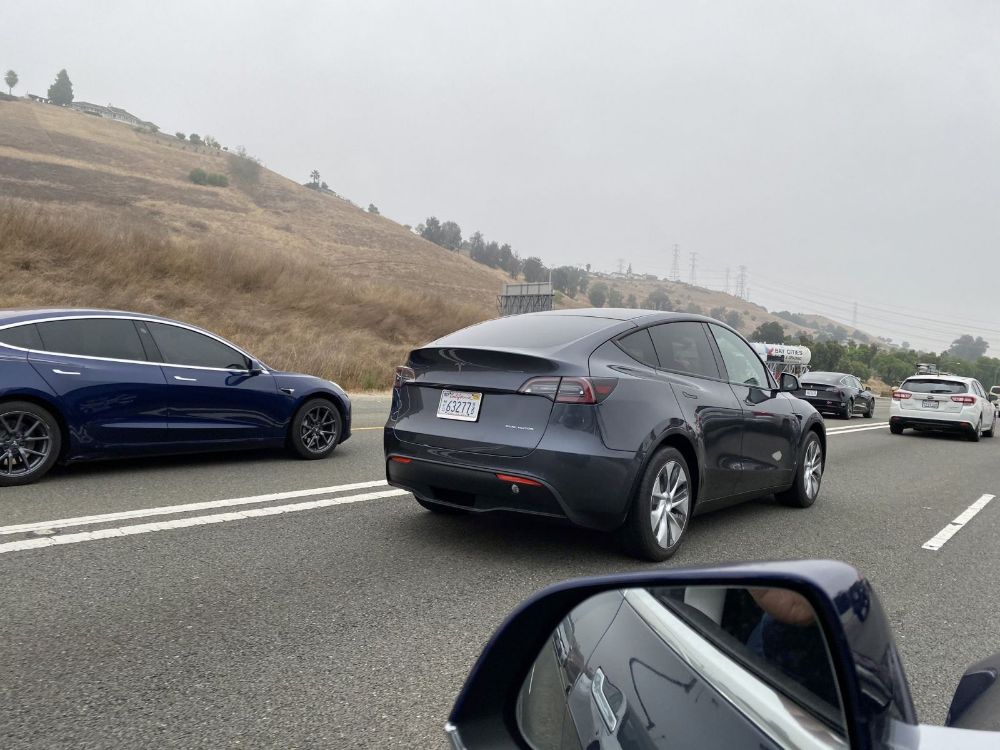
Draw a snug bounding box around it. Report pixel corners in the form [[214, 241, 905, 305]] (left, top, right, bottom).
[[890, 423, 904, 435], [864, 398, 875, 418], [776, 432, 823, 508], [842, 399, 853, 419], [620, 447, 692, 562], [0, 401, 62, 487], [969, 418, 982, 443], [985, 413, 996, 438], [414, 495, 467, 514], [288, 398, 342, 459]]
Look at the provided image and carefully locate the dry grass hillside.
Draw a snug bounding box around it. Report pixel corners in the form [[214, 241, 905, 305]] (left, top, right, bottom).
[[0, 99, 517, 388]]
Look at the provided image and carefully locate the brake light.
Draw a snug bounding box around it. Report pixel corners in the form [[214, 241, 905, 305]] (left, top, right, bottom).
[[496, 473, 543, 487], [892, 391, 911, 400], [390, 456, 412, 464], [393, 366, 415, 388], [951, 395, 977, 405], [518, 376, 618, 404]]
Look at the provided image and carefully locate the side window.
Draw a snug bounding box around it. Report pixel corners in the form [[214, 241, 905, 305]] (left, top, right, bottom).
[[709, 325, 771, 388], [35, 318, 146, 361], [147, 322, 250, 370], [616, 329, 659, 367], [0, 323, 43, 350], [648, 322, 721, 379]]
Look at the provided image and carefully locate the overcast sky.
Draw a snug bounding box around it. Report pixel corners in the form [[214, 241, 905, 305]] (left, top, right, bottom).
[[5, 1, 999, 352]]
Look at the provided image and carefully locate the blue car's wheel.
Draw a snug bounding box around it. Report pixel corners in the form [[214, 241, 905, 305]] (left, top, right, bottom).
[[289, 398, 342, 459], [0, 401, 62, 487]]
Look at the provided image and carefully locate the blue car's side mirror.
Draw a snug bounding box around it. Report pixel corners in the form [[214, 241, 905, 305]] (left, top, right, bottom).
[[447, 561, 922, 750]]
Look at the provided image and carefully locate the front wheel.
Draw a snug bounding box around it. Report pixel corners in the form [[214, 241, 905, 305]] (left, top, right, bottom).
[[0, 401, 62, 487], [620, 447, 692, 561], [288, 398, 342, 459], [776, 432, 824, 508]]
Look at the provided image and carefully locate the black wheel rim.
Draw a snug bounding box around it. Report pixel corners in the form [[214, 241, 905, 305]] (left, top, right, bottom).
[[300, 405, 338, 453], [0, 411, 53, 478]]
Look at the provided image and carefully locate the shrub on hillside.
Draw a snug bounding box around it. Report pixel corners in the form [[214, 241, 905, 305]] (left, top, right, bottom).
[[205, 173, 229, 187], [189, 168, 208, 185], [228, 149, 261, 183]]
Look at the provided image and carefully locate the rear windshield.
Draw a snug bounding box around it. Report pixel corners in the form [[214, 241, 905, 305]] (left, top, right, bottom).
[[433, 315, 616, 349], [900, 379, 968, 394], [800, 372, 843, 385]]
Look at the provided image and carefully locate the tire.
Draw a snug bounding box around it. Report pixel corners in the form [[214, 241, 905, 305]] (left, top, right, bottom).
[[890, 423, 904, 435], [414, 495, 467, 514], [969, 418, 982, 443], [985, 412, 996, 438], [842, 399, 854, 420], [776, 431, 824, 508], [288, 398, 342, 459], [0, 401, 62, 487], [864, 398, 875, 418], [620, 447, 692, 562]]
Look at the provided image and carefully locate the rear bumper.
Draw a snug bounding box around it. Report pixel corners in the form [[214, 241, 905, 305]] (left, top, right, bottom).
[[798, 396, 847, 413], [383, 427, 639, 531], [889, 415, 976, 432]]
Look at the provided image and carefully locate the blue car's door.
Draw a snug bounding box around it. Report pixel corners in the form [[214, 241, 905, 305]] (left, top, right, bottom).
[[143, 320, 288, 444], [28, 317, 169, 451]]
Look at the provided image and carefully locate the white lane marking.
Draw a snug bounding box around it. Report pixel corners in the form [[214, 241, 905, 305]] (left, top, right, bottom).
[[0, 480, 389, 536], [826, 424, 889, 435], [922, 494, 995, 551], [0, 488, 409, 555]]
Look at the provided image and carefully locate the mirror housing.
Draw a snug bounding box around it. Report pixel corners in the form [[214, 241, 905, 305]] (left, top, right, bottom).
[[780, 372, 800, 392], [947, 653, 1000, 731], [988, 394, 998, 403], [447, 560, 916, 750]]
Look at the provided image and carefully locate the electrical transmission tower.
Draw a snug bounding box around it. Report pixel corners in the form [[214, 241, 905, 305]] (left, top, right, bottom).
[[724, 267, 731, 295], [736, 266, 748, 300], [852, 301, 858, 327], [689, 252, 697, 286], [670, 245, 680, 282]]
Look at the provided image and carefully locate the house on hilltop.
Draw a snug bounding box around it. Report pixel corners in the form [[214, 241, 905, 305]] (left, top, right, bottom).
[[71, 101, 157, 130]]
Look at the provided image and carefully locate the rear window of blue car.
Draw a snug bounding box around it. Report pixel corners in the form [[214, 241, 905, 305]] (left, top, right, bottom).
[[434, 315, 615, 349], [0, 323, 43, 350], [35, 318, 147, 361]]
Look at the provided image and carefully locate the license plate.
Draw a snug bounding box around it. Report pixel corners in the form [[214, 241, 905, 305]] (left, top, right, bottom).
[[805, 390, 818, 397], [922, 399, 939, 409], [436, 390, 482, 422]]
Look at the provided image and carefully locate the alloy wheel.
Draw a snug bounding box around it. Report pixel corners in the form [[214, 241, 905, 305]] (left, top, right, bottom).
[[803, 440, 823, 500], [0, 411, 53, 479], [300, 405, 338, 453], [649, 460, 690, 549]]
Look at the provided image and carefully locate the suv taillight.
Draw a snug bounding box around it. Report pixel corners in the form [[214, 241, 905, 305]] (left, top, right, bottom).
[[519, 376, 618, 404], [951, 395, 976, 405], [892, 391, 911, 400], [393, 366, 415, 389]]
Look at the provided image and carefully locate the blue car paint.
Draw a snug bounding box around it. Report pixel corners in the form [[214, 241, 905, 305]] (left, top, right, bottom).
[[0, 309, 351, 463]]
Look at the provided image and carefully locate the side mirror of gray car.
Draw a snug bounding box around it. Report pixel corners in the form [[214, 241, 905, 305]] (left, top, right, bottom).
[[780, 372, 800, 392], [989, 394, 998, 403]]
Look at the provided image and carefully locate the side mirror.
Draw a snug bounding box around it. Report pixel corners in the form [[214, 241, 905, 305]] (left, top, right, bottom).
[[989, 394, 998, 403], [947, 654, 1000, 730], [447, 561, 919, 750], [780, 372, 800, 392]]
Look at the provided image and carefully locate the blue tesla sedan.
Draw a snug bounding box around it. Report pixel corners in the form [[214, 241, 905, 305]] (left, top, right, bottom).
[[0, 309, 351, 485]]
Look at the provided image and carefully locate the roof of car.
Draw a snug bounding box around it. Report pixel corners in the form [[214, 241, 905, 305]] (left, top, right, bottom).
[[529, 308, 677, 322], [0, 308, 178, 327], [904, 374, 976, 382]]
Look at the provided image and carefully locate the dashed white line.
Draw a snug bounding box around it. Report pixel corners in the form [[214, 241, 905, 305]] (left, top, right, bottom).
[[922, 494, 995, 551], [0, 487, 409, 555], [0, 479, 390, 537], [827, 423, 889, 436]]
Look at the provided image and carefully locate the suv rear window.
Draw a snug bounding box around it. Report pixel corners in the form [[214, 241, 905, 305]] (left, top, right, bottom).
[[900, 379, 968, 394], [434, 315, 615, 349]]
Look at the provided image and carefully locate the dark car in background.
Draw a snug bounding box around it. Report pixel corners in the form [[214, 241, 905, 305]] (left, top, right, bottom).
[[0, 309, 351, 486], [794, 371, 876, 419], [384, 309, 826, 561]]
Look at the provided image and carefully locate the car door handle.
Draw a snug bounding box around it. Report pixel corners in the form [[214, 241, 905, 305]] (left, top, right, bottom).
[[681, 390, 698, 399], [590, 668, 619, 733], [52, 369, 81, 376], [173, 375, 198, 382]]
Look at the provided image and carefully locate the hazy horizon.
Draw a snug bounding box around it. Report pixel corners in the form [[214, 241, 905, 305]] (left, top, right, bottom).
[[5, 1, 999, 353]]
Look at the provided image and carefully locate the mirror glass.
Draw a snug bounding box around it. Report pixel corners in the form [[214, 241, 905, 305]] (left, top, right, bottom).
[[517, 586, 847, 750]]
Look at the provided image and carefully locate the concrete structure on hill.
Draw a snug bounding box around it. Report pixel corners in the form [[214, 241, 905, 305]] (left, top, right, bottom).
[[70, 101, 157, 130]]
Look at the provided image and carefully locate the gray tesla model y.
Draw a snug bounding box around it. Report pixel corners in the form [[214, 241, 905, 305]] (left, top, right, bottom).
[[383, 309, 825, 561]]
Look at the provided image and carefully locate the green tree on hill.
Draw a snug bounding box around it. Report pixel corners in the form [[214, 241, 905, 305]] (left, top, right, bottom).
[[309, 170, 321, 187], [521, 256, 547, 282], [367, 203, 379, 214], [188, 133, 203, 146], [588, 282, 608, 307], [175, 132, 186, 140], [948, 334, 989, 362], [4, 70, 18, 95], [608, 287, 624, 307], [47, 69, 73, 105], [750, 321, 786, 342], [724, 310, 744, 329]]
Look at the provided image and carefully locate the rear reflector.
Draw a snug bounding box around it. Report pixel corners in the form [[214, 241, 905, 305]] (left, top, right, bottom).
[[518, 376, 618, 404], [892, 391, 912, 400], [390, 456, 412, 464], [951, 395, 977, 404], [496, 473, 543, 487]]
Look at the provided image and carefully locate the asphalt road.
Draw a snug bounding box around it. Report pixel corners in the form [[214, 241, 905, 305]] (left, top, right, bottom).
[[2, 397, 1000, 748]]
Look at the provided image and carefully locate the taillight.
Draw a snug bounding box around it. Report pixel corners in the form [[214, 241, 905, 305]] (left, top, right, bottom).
[[892, 391, 912, 400], [951, 395, 977, 405], [518, 376, 618, 404], [393, 366, 415, 388]]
